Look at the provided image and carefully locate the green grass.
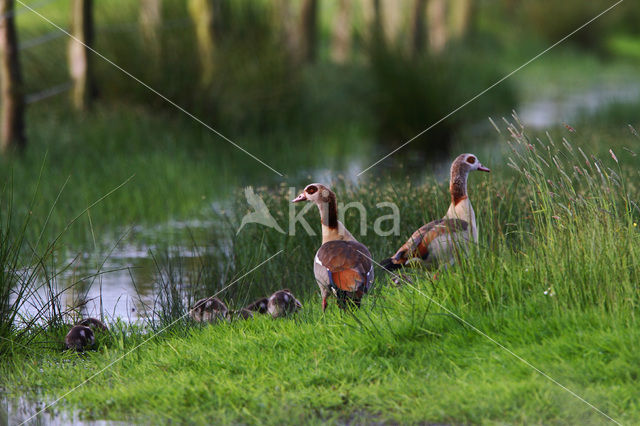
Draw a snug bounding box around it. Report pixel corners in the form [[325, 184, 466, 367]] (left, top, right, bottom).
[[2, 115, 640, 423], [4, 304, 638, 424]]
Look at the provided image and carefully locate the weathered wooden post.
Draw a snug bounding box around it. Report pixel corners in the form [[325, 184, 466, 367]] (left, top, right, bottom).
[[0, 0, 26, 153], [330, 0, 350, 63], [410, 0, 427, 56], [188, 0, 216, 85], [140, 0, 163, 60], [299, 0, 318, 63], [427, 0, 447, 54], [69, 0, 95, 111], [449, 0, 473, 41]]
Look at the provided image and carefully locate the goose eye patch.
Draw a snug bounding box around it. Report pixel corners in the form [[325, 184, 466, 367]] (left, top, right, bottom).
[[466, 157, 476, 164], [306, 185, 318, 194]]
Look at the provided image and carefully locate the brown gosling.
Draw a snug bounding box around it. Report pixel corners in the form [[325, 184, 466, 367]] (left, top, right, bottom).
[[189, 297, 229, 323], [244, 297, 269, 314], [65, 325, 95, 351], [267, 289, 302, 318], [233, 308, 254, 320], [78, 317, 108, 332]]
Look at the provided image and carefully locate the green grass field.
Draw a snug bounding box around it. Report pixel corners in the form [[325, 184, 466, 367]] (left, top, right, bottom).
[[6, 304, 638, 424]]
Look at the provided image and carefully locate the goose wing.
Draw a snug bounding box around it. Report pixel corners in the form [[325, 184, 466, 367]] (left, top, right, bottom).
[[387, 218, 468, 267], [315, 240, 373, 294]]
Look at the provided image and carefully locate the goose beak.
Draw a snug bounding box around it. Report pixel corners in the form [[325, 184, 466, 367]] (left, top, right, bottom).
[[478, 164, 491, 172], [292, 192, 307, 203]]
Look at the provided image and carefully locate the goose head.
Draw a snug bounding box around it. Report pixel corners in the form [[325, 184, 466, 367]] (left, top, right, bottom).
[[292, 184, 346, 242], [452, 153, 490, 176], [291, 183, 333, 205], [449, 153, 490, 205]]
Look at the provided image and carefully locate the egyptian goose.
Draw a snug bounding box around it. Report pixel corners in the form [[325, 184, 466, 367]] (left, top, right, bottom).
[[244, 297, 269, 314], [292, 184, 374, 311], [65, 325, 95, 351], [78, 317, 108, 332], [381, 153, 490, 271], [189, 297, 229, 322], [267, 289, 302, 318]]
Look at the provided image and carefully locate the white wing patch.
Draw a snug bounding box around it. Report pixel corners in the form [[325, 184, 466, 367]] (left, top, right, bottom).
[[314, 254, 324, 267]]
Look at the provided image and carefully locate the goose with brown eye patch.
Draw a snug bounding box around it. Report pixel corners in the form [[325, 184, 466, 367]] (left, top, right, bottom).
[[381, 153, 490, 274], [292, 184, 374, 311]]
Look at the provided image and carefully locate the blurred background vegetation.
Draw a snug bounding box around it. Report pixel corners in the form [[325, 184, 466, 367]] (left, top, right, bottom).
[[0, 0, 638, 317]]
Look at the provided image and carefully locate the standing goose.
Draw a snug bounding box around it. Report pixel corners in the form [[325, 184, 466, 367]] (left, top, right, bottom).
[[292, 184, 374, 311], [381, 153, 490, 271]]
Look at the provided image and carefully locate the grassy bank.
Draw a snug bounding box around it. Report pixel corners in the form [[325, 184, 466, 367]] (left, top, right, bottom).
[[5, 303, 638, 424], [2, 117, 640, 423]]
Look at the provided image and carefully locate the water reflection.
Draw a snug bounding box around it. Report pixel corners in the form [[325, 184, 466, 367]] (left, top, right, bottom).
[[1, 393, 127, 426], [13, 219, 222, 324]]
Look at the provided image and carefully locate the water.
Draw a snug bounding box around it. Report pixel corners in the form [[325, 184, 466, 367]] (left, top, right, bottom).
[[11, 218, 223, 324], [1, 393, 128, 425], [520, 84, 640, 129]]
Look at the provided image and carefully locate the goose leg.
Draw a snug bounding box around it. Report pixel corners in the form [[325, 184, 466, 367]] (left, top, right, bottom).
[[319, 286, 330, 312]]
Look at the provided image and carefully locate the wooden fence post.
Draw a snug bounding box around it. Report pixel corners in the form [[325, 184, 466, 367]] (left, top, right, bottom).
[[330, 0, 350, 63], [299, 0, 318, 63], [188, 0, 216, 86], [410, 0, 427, 57], [0, 0, 26, 153], [140, 0, 163, 60], [69, 0, 95, 111]]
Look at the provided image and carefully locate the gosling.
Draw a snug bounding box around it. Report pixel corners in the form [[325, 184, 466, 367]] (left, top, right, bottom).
[[65, 325, 95, 351], [245, 297, 269, 314], [267, 289, 302, 318], [78, 317, 108, 332], [233, 308, 254, 320], [190, 297, 229, 322]]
